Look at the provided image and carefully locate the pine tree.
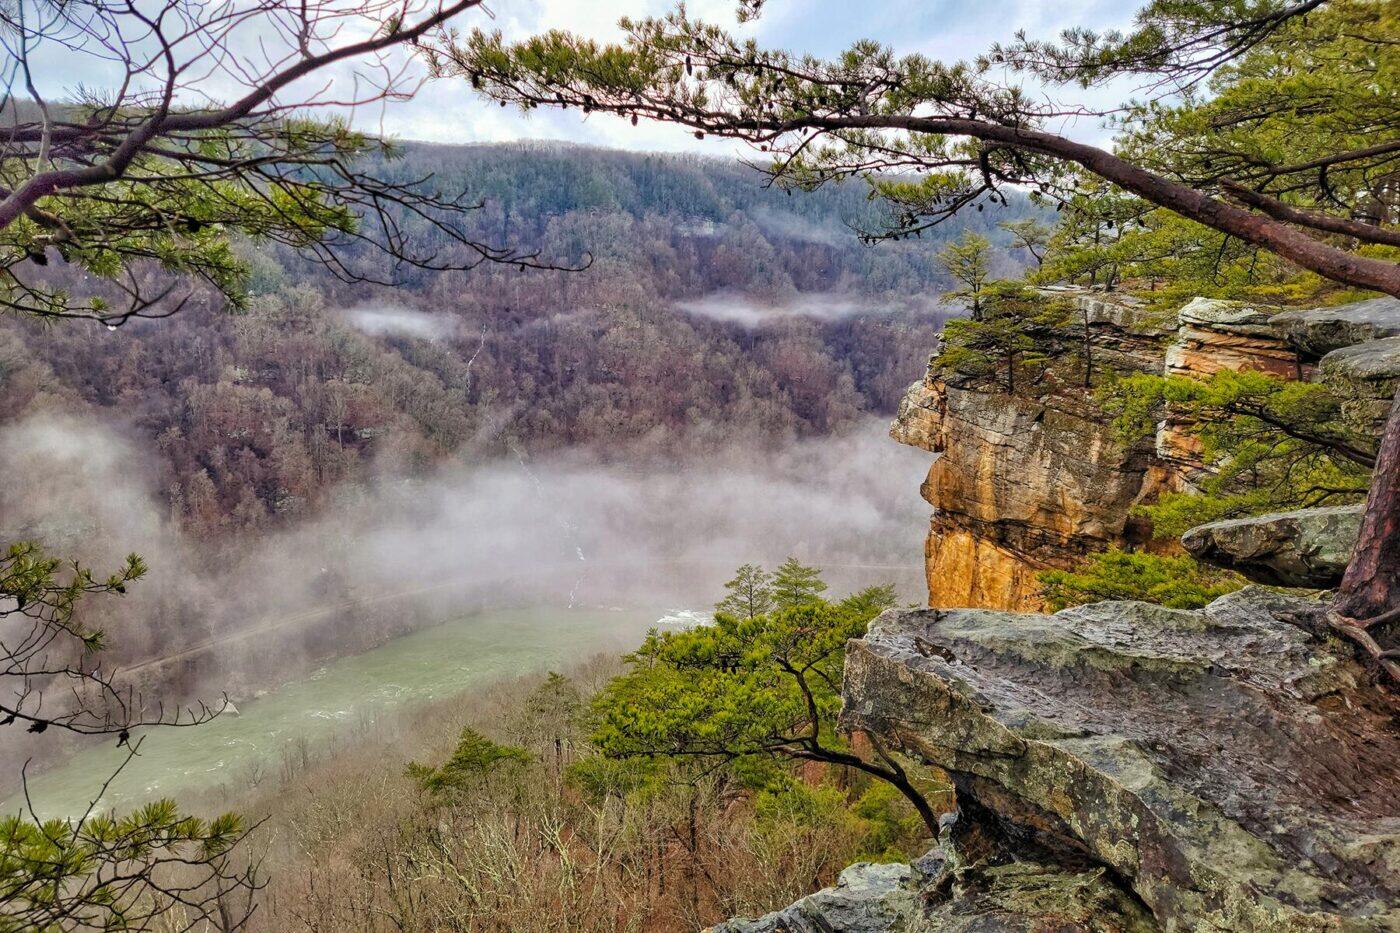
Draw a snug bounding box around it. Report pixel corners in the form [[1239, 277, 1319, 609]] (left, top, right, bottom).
[[937, 232, 992, 320], [937, 282, 1073, 395], [770, 557, 827, 609], [715, 563, 774, 619], [999, 218, 1052, 270]]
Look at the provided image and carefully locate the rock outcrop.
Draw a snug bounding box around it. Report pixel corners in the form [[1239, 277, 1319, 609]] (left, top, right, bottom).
[[894, 374, 1168, 610], [709, 862, 921, 932], [840, 588, 1400, 932], [1163, 298, 1299, 381], [711, 852, 1156, 932], [1154, 298, 1309, 479], [892, 292, 1398, 612], [1180, 504, 1362, 588], [1319, 336, 1400, 436], [890, 293, 1173, 610], [1272, 297, 1400, 357]]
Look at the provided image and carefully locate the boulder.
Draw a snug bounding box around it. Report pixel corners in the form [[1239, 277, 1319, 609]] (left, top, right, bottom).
[[842, 588, 1400, 932], [1180, 504, 1362, 587], [708, 862, 921, 933], [1271, 297, 1400, 358], [709, 851, 1156, 932], [1319, 336, 1400, 436]]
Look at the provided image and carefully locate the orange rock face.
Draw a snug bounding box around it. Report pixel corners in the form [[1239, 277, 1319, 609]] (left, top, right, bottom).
[[1164, 298, 1299, 380], [892, 327, 1169, 610], [1155, 298, 1306, 482], [891, 293, 1320, 612], [923, 522, 1049, 610]]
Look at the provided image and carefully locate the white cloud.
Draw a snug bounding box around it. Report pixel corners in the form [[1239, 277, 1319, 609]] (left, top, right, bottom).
[[676, 290, 948, 327], [343, 304, 457, 340]]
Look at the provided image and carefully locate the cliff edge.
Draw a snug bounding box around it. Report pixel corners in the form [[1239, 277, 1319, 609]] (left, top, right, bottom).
[[716, 588, 1398, 932], [893, 293, 1400, 610]]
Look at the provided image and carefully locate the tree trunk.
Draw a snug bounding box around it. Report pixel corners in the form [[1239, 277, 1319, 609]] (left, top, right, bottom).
[[1082, 309, 1093, 389], [1334, 384, 1400, 623], [796, 744, 941, 838]]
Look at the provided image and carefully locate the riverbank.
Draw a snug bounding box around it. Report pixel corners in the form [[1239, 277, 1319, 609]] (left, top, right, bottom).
[[5, 606, 664, 820]]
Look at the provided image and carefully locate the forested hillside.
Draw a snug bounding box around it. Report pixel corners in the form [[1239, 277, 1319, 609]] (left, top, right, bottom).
[[0, 142, 1028, 541]]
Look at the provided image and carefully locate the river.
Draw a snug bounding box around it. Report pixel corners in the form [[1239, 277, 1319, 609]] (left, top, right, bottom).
[[6, 606, 679, 820]]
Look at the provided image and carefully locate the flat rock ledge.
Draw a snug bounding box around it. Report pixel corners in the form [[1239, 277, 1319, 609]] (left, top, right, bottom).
[[1272, 297, 1400, 358], [1180, 504, 1362, 588], [841, 588, 1400, 932]]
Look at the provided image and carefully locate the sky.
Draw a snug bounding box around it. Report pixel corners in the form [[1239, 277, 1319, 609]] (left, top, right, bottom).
[[21, 0, 1143, 156], [371, 0, 1140, 152]]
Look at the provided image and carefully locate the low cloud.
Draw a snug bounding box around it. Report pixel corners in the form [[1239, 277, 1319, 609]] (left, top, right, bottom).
[[344, 304, 457, 341], [748, 206, 854, 246], [676, 290, 948, 327]]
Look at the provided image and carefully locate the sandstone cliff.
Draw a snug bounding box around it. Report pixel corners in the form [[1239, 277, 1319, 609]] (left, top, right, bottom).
[[891, 292, 1177, 610], [891, 363, 1166, 609], [892, 293, 1400, 611]]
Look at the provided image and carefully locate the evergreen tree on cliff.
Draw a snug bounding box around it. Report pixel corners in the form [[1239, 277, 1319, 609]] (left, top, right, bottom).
[[937, 232, 992, 320], [716, 563, 775, 619], [434, 0, 1400, 675]]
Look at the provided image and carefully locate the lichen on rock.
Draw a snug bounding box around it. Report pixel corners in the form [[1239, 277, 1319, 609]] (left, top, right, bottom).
[[1180, 504, 1362, 587], [840, 588, 1399, 932], [1272, 297, 1400, 359], [1319, 336, 1400, 436]]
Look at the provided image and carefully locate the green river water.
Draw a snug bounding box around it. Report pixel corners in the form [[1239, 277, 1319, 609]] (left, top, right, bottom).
[[6, 606, 674, 820]]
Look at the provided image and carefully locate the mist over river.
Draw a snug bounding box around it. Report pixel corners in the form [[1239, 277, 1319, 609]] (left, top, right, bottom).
[[0, 417, 932, 821], [7, 607, 667, 820]]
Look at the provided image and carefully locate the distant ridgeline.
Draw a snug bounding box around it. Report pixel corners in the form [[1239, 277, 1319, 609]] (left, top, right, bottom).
[[892, 290, 1399, 610], [0, 142, 1034, 542], [365, 141, 1037, 281]]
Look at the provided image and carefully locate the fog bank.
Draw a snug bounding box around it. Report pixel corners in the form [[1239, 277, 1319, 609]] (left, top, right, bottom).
[[0, 414, 932, 695], [343, 304, 458, 340]]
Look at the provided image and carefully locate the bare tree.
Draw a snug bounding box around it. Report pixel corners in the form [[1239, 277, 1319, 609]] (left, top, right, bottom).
[[0, 0, 566, 326]]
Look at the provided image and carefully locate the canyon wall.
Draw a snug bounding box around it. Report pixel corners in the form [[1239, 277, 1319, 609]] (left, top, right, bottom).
[[892, 292, 1397, 610]]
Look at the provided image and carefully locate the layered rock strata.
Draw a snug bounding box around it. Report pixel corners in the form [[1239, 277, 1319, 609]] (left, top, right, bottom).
[[896, 374, 1168, 610], [1153, 299, 1307, 479], [1163, 297, 1299, 381], [891, 293, 1174, 610], [895, 293, 1400, 611]]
